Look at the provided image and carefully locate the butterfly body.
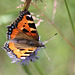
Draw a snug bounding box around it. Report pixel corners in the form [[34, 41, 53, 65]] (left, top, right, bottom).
[[3, 10, 45, 63]]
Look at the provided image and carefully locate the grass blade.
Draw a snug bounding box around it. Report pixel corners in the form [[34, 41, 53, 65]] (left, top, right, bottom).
[[64, 0, 75, 35]]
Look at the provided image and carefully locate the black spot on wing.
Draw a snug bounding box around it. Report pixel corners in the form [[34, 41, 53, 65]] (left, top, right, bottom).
[[23, 28, 29, 33], [24, 52, 32, 54], [28, 49, 33, 51], [23, 25, 25, 27], [20, 49, 25, 51], [28, 23, 36, 29], [26, 16, 33, 21], [21, 56, 28, 57], [31, 31, 36, 33]]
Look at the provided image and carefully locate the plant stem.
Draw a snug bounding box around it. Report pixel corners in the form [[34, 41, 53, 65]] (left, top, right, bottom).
[[34, 62, 45, 75], [22, 0, 31, 11], [64, 0, 75, 35], [22, 65, 32, 75]]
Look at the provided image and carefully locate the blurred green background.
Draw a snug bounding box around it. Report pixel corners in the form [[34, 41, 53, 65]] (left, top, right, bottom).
[[0, 0, 75, 75]]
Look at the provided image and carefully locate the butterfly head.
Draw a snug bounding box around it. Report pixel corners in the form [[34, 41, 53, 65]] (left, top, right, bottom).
[[38, 41, 45, 48]]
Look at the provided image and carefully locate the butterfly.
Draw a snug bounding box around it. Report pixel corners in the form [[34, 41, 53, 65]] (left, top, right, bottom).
[[2, 10, 45, 63]]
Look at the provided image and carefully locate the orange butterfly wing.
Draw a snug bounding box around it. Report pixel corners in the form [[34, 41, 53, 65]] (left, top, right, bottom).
[[7, 10, 39, 41], [3, 10, 43, 63], [3, 42, 37, 60]]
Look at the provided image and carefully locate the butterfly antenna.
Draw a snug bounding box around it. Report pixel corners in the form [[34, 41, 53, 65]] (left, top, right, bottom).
[[44, 33, 57, 44], [43, 49, 50, 61]]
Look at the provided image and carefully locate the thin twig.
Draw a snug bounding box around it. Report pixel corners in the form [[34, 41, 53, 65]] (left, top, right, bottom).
[[31, 2, 75, 51], [22, 0, 31, 11], [52, 0, 57, 23]]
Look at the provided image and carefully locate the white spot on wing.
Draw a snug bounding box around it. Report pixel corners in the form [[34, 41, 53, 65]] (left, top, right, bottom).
[[27, 51, 33, 52], [22, 54, 30, 56], [27, 15, 31, 17], [21, 57, 26, 59], [28, 21, 34, 23]]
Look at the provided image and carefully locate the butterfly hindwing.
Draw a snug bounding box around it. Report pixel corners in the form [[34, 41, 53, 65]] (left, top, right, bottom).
[[7, 10, 39, 41], [3, 42, 37, 59]]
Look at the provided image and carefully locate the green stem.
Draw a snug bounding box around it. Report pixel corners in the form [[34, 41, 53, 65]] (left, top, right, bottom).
[[22, 65, 32, 75], [34, 62, 44, 75], [22, 0, 31, 11], [64, 0, 75, 35]]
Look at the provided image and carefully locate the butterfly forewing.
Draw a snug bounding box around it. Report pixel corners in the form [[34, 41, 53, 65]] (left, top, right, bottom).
[[7, 10, 39, 41]]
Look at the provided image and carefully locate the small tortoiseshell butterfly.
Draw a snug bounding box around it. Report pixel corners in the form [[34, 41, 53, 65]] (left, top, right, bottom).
[[3, 10, 45, 64]]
